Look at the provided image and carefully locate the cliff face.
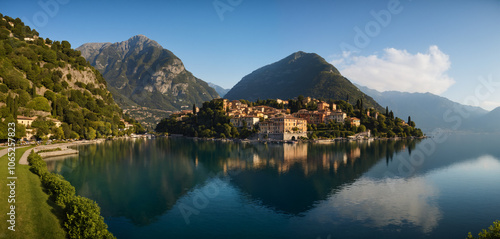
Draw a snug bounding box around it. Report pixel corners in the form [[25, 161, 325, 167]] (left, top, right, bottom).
[[77, 35, 219, 111]]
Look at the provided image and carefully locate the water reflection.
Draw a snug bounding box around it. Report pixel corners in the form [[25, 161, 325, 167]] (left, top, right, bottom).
[[47, 138, 419, 225], [45, 135, 500, 239], [307, 177, 441, 233], [227, 140, 420, 214]]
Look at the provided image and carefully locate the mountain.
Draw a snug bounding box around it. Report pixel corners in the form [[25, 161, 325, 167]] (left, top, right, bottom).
[[77, 35, 219, 112], [225, 51, 382, 110], [208, 82, 230, 97], [0, 14, 139, 140], [470, 107, 500, 132], [356, 85, 489, 132]]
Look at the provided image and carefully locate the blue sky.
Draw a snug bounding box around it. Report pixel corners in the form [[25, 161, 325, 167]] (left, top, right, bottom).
[[2, 0, 500, 110]]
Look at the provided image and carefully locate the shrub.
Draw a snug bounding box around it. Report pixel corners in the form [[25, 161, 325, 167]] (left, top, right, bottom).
[[40, 172, 75, 206], [64, 196, 116, 239], [27, 151, 115, 238], [468, 221, 500, 239], [0, 83, 8, 93], [28, 151, 47, 176]]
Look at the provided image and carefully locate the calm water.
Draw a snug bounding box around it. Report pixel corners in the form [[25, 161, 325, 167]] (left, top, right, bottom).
[[47, 134, 500, 239]]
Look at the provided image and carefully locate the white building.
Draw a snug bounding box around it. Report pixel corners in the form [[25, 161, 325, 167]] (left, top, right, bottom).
[[230, 116, 260, 130]]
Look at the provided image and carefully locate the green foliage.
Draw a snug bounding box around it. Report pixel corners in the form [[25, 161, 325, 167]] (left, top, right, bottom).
[[467, 221, 500, 239], [0, 83, 8, 93], [156, 99, 242, 138], [85, 127, 97, 140], [44, 90, 56, 102], [26, 96, 51, 111], [31, 118, 54, 138], [16, 89, 31, 106], [0, 14, 127, 141], [64, 196, 116, 239], [27, 151, 115, 239]]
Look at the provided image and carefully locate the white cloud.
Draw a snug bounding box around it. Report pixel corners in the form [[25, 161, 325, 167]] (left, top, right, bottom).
[[332, 46, 455, 94]]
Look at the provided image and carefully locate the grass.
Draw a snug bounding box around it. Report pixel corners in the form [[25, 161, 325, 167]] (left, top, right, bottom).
[[36, 148, 62, 153], [0, 146, 66, 239]]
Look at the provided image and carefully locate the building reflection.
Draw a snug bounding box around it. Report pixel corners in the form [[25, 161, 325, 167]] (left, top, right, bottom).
[[46, 137, 422, 225], [222, 139, 420, 215]]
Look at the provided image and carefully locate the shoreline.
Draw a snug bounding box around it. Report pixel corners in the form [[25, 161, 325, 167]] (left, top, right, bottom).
[[19, 138, 107, 165], [165, 134, 427, 145]]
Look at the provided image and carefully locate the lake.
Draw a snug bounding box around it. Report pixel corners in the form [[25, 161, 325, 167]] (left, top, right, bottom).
[[46, 134, 500, 239]]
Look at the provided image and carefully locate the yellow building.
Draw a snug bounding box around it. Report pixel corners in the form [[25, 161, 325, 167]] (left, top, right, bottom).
[[350, 117, 361, 127], [16, 116, 36, 127], [259, 116, 307, 140]]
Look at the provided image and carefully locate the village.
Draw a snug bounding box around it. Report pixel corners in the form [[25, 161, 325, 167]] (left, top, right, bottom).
[[171, 97, 389, 141]]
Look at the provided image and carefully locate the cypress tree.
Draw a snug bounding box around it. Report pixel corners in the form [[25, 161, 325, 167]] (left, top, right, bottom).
[[31, 85, 37, 97], [13, 96, 19, 119]]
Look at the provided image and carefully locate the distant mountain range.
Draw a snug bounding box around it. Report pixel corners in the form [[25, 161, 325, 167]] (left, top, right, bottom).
[[77, 35, 219, 111], [225, 51, 382, 110], [356, 85, 500, 133], [208, 82, 230, 97]]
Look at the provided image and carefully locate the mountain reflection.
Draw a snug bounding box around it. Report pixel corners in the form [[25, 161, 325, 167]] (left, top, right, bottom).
[[47, 138, 421, 226], [226, 139, 420, 214]]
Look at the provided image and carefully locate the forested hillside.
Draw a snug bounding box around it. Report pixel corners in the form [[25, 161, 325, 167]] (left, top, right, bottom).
[[0, 13, 143, 141]]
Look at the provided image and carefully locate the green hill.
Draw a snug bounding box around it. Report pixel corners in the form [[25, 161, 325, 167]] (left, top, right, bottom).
[[225, 51, 382, 110], [0, 13, 140, 140]]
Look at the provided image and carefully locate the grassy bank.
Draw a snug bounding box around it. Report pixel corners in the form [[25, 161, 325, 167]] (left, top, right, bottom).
[[0, 146, 66, 239]]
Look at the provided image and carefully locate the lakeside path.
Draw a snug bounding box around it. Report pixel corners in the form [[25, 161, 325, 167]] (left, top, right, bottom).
[[18, 139, 106, 165], [0, 146, 29, 158]]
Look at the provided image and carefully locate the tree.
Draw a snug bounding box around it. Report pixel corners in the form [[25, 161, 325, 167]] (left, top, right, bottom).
[[0, 84, 8, 93], [61, 123, 71, 139], [42, 49, 57, 63], [358, 125, 366, 133], [15, 123, 26, 140], [31, 85, 37, 97], [85, 127, 96, 140], [44, 90, 56, 102], [16, 90, 31, 107], [27, 96, 51, 112], [31, 118, 52, 138], [51, 127, 64, 140]]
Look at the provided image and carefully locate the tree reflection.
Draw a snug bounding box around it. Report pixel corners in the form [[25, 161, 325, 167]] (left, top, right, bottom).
[[47, 138, 421, 225]]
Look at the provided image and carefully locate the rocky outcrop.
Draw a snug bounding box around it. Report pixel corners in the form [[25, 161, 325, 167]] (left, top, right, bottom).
[[77, 35, 219, 111]]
